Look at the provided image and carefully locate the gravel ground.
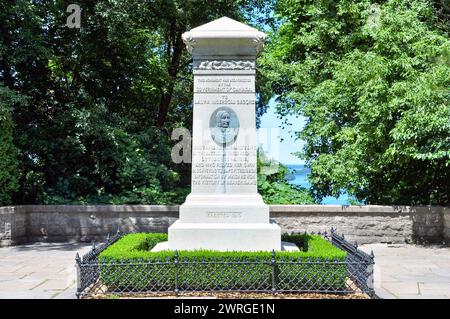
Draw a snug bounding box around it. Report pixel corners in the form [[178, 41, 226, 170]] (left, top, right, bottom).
[[87, 291, 371, 299]]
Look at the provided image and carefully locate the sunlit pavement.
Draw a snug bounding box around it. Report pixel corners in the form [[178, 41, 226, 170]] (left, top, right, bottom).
[[0, 243, 91, 299], [360, 243, 450, 299], [1, 242, 449, 299]]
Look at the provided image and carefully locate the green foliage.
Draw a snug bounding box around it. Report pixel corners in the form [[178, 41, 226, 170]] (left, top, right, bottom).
[[0, 85, 24, 205], [260, 0, 450, 205], [257, 148, 315, 204], [98, 232, 347, 291], [100, 233, 169, 259], [0, 1, 268, 205], [100, 232, 346, 260]]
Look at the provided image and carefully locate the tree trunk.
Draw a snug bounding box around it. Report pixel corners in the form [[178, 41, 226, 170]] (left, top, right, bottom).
[[157, 24, 185, 127]]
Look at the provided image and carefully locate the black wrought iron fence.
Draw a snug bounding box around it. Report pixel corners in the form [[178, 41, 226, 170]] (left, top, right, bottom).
[[75, 228, 377, 298]]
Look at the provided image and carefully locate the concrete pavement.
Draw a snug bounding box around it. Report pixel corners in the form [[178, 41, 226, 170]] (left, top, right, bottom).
[[0, 242, 91, 299], [360, 243, 450, 299], [0, 242, 449, 299]]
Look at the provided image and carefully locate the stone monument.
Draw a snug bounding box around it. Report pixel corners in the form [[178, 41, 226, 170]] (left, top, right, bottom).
[[167, 17, 281, 251]]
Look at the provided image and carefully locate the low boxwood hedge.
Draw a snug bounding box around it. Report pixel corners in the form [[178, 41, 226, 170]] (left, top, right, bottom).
[[98, 233, 347, 292]]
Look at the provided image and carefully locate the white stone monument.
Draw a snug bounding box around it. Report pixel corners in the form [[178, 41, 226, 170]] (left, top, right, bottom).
[[167, 17, 281, 251]]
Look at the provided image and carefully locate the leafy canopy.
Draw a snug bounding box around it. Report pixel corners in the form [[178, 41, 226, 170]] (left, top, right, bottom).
[[0, 0, 272, 204], [260, 0, 450, 205]]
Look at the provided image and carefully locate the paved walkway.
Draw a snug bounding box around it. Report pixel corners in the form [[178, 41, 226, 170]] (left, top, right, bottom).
[[0, 242, 449, 299], [0, 243, 91, 299], [360, 244, 450, 299]]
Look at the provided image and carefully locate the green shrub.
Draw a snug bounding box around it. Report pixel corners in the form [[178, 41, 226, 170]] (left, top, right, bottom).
[[98, 233, 347, 291]]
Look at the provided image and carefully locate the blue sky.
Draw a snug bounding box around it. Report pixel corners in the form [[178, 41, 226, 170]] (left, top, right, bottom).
[[257, 99, 306, 165]]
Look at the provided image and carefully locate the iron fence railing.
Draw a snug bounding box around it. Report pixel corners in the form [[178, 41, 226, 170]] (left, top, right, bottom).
[[75, 228, 377, 298]]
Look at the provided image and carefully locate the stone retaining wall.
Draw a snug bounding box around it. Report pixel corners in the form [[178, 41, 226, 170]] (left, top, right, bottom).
[[1, 205, 449, 246], [270, 205, 446, 245], [444, 208, 450, 241]]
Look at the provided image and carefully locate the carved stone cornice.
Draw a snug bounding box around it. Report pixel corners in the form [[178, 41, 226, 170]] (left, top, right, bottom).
[[181, 17, 267, 56], [253, 33, 266, 55], [182, 33, 196, 54], [193, 59, 255, 70]]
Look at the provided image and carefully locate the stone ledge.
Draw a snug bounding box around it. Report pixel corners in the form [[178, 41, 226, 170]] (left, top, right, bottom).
[[0, 205, 448, 246], [2, 204, 445, 215], [0, 205, 179, 214], [269, 205, 446, 214]]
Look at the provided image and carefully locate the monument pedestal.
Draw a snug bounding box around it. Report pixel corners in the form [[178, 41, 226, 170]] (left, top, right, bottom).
[[166, 17, 282, 252], [179, 193, 269, 223], [169, 193, 281, 251], [168, 220, 281, 251]]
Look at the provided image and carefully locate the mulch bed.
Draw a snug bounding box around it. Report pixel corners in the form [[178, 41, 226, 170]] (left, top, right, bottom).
[[87, 291, 370, 299]]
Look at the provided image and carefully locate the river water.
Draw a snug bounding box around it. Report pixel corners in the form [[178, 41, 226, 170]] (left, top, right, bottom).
[[286, 164, 353, 205]]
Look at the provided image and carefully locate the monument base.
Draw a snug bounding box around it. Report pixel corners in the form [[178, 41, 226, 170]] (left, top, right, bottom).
[[178, 193, 269, 223], [167, 220, 281, 251], [152, 240, 298, 252]]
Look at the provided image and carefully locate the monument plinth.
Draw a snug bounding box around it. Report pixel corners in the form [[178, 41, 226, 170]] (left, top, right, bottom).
[[167, 17, 281, 251]]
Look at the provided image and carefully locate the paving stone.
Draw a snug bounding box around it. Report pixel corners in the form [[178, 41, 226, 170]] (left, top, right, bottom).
[[376, 274, 401, 283], [392, 274, 450, 284], [396, 294, 448, 299], [0, 242, 90, 299], [0, 291, 55, 299], [382, 282, 420, 295], [52, 288, 77, 299], [418, 282, 450, 295], [0, 279, 46, 292], [361, 244, 450, 299], [374, 287, 398, 299], [431, 268, 450, 277]]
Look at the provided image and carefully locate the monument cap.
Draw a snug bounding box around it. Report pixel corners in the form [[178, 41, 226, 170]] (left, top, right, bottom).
[[182, 17, 267, 56]]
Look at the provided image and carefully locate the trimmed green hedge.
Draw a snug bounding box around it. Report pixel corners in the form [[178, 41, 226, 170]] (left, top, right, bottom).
[[98, 233, 347, 292]]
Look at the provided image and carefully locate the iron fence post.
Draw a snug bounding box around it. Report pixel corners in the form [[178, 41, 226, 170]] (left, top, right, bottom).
[[271, 250, 277, 295], [75, 252, 82, 299], [367, 250, 376, 297], [174, 250, 179, 296]]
